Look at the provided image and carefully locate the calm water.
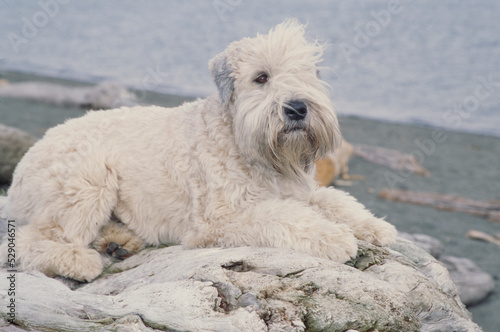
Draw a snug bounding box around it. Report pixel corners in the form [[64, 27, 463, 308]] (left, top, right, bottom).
[[1, 0, 499, 136]]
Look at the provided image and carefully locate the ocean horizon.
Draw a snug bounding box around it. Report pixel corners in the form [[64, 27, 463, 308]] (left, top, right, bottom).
[[1, 0, 499, 137]]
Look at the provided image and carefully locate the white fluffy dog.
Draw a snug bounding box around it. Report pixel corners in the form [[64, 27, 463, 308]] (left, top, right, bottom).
[[2, 20, 396, 281]]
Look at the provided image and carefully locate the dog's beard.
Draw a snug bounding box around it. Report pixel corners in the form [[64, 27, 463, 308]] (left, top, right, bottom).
[[262, 105, 339, 184], [233, 94, 340, 185], [268, 124, 318, 179]]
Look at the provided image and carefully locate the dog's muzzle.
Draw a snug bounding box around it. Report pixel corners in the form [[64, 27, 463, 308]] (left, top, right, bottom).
[[283, 100, 307, 121]]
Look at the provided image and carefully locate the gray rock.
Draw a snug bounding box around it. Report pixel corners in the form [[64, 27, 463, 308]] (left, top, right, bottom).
[[398, 231, 444, 259], [0, 237, 481, 331], [0, 124, 37, 184], [441, 255, 495, 307], [399, 231, 494, 307]]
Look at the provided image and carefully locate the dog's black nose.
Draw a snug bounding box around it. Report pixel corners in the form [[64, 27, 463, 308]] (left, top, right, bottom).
[[284, 100, 307, 121]]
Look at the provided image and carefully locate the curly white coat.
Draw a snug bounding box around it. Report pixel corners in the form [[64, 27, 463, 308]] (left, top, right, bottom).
[[1, 20, 396, 281]]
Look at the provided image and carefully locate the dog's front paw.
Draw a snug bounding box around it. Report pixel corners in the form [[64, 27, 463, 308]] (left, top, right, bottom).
[[322, 232, 359, 263], [350, 217, 397, 246], [298, 223, 358, 263]]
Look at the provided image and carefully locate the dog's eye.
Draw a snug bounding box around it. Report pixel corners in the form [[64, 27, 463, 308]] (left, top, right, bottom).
[[255, 74, 268, 84]]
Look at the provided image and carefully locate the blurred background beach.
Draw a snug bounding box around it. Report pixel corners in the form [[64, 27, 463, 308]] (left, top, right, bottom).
[[1, 1, 499, 330]]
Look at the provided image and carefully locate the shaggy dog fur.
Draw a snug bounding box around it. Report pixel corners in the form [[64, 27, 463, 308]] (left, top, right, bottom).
[[1, 20, 397, 281]]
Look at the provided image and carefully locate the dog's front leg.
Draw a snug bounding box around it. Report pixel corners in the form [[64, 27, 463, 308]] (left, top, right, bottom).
[[309, 186, 397, 246], [183, 198, 358, 263]]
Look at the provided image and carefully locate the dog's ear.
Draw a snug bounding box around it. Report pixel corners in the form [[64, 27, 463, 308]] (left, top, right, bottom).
[[209, 52, 234, 104]]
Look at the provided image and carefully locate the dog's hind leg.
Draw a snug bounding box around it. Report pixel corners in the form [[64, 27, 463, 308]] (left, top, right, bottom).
[[7, 154, 120, 281], [16, 223, 105, 282]]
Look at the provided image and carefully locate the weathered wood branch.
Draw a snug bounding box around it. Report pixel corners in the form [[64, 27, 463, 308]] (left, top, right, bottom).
[[353, 144, 430, 176], [379, 189, 500, 223], [466, 230, 500, 247]]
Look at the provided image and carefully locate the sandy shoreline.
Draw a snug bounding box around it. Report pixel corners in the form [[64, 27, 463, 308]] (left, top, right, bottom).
[[1, 71, 499, 331]]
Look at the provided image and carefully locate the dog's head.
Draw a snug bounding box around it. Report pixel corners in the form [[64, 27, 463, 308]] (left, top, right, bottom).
[[209, 19, 341, 182]]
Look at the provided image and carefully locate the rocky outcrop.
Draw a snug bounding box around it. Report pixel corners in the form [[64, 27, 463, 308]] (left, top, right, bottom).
[[0, 196, 482, 331], [0, 225, 481, 331], [0, 124, 38, 184]]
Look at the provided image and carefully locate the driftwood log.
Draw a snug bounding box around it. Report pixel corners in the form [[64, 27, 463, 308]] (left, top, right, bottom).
[[466, 230, 500, 247], [353, 144, 430, 176], [0, 81, 137, 109], [379, 189, 500, 223]]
